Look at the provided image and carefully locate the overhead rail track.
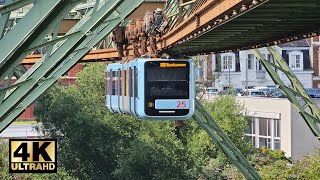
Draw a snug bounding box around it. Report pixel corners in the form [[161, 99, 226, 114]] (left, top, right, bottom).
[[20, 0, 320, 62], [167, 0, 320, 54]]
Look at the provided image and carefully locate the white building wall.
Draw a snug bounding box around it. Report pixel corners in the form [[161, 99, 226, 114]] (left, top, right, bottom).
[[239, 48, 280, 88], [291, 99, 320, 161], [281, 71, 313, 88], [237, 97, 293, 158], [234, 97, 320, 161]]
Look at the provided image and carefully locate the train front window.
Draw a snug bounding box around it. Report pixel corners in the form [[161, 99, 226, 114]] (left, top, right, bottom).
[[145, 61, 189, 99], [146, 68, 187, 81]]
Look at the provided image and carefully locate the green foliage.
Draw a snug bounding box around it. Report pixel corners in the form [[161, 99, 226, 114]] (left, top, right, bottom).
[[0, 140, 76, 180], [247, 147, 290, 171], [259, 149, 320, 179], [258, 160, 292, 179], [183, 95, 250, 178], [204, 95, 250, 153], [113, 121, 193, 179], [35, 63, 193, 179], [34, 63, 139, 179], [33, 62, 320, 179]]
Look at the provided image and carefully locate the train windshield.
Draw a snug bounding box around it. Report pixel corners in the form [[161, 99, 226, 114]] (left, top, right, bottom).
[[146, 68, 187, 81], [145, 61, 189, 98]]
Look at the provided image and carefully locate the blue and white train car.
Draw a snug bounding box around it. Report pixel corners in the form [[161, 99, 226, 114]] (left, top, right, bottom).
[[106, 58, 195, 120]]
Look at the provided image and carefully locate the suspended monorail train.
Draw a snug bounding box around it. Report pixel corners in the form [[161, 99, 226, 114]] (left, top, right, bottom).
[[105, 58, 195, 120]]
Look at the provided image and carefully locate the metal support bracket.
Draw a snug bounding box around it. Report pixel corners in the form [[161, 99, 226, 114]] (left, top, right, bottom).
[[252, 46, 320, 139]]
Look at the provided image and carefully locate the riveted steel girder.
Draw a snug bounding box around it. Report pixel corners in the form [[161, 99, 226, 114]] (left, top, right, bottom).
[[252, 47, 320, 140], [193, 100, 262, 180], [0, 0, 144, 132]]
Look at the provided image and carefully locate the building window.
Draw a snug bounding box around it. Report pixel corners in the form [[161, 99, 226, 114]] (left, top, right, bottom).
[[255, 53, 272, 71], [245, 117, 281, 150], [246, 119, 256, 147], [221, 53, 235, 71], [289, 51, 303, 70], [247, 54, 254, 70], [265, 54, 273, 62]]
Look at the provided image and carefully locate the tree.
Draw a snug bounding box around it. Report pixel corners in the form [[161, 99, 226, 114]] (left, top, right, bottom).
[[259, 149, 320, 179], [204, 95, 250, 153], [113, 121, 192, 180], [35, 63, 141, 179], [36, 62, 287, 179], [35, 63, 192, 179], [182, 95, 250, 178]]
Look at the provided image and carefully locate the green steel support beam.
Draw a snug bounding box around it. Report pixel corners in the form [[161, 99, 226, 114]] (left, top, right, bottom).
[[252, 47, 320, 139], [44, 22, 62, 61], [25, 31, 81, 53], [13, 65, 27, 79], [0, 0, 144, 132], [0, 0, 13, 39], [193, 100, 262, 180], [164, 0, 195, 32], [0, 71, 14, 105], [0, 0, 61, 68], [0, 0, 83, 82], [0, 0, 34, 15], [0, 78, 32, 95], [0, 64, 28, 104], [0, 0, 123, 120]]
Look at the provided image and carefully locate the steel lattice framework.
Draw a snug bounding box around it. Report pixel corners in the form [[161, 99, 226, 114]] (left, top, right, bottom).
[[0, 0, 145, 131]]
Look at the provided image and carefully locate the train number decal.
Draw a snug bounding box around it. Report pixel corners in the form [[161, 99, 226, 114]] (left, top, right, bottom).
[[177, 101, 187, 108]]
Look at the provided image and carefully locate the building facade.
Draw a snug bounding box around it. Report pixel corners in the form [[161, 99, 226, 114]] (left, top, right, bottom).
[[207, 39, 314, 90], [312, 36, 320, 87], [236, 97, 320, 161]]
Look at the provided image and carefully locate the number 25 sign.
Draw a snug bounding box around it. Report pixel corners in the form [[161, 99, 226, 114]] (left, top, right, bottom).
[[177, 101, 187, 108]]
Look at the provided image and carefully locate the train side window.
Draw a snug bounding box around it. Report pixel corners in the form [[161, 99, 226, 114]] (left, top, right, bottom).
[[124, 70, 127, 96], [134, 67, 138, 98], [129, 68, 133, 97], [109, 71, 112, 95], [119, 69, 122, 96], [112, 71, 116, 95], [105, 71, 109, 95], [115, 70, 119, 95]]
